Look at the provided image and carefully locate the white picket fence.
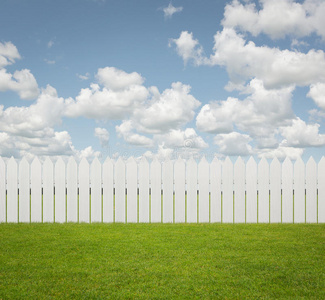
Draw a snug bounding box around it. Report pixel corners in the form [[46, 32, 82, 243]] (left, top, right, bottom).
[[0, 156, 324, 224]]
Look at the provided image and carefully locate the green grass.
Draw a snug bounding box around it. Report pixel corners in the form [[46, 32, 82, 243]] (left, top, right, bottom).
[[0, 224, 324, 299]]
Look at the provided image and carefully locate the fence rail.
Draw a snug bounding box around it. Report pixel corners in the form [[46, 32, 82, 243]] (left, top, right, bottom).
[[0, 156, 324, 223]]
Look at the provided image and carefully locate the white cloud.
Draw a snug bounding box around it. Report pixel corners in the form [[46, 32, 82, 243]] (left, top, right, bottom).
[[94, 127, 109, 147], [0, 41, 21, 68], [47, 40, 54, 48], [171, 28, 325, 89], [280, 118, 325, 147], [116, 120, 154, 147], [65, 82, 148, 120], [163, 3, 183, 19], [0, 68, 39, 100], [258, 144, 304, 160], [44, 59, 55, 65], [133, 82, 201, 134], [77, 72, 90, 80], [169, 31, 207, 66], [214, 132, 253, 156], [154, 128, 208, 149], [307, 83, 325, 110], [96, 67, 144, 90], [222, 0, 325, 40], [196, 79, 294, 147]]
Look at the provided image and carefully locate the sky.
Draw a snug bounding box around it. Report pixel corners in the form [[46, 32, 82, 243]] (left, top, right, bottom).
[[1, 0, 325, 162]]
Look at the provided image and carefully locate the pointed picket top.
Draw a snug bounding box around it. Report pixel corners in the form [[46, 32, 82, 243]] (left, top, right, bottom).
[[235, 156, 245, 168], [211, 156, 220, 164], [19, 156, 29, 168], [91, 157, 101, 173], [152, 155, 159, 163], [247, 156, 257, 168], [175, 155, 185, 167], [103, 156, 113, 169], [116, 156, 124, 164], [283, 156, 292, 167], [68, 156, 77, 168], [294, 156, 304, 168], [80, 156, 89, 168], [258, 156, 269, 172], [44, 156, 52, 166], [139, 155, 149, 168], [223, 156, 233, 170], [307, 156, 316, 168], [271, 156, 280, 168], [55, 156, 65, 169], [319, 156, 325, 167], [31, 156, 41, 167], [127, 156, 136, 164], [199, 155, 208, 165]]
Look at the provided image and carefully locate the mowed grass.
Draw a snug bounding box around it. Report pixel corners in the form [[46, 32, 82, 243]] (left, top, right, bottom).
[[0, 224, 324, 299]]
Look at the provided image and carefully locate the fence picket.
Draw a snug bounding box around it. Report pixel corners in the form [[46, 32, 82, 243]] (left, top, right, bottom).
[[103, 157, 114, 223], [67, 157, 78, 222], [210, 157, 221, 223], [91, 157, 102, 223], [55, 158, 66, 223], [258, 157, 269, 223], [198, 157, 209, 223], [31, 157, 42, 223], [186, 157, 197, 223], [0, 157, 5, 223], [115, 157, 126, 223], [43, 157, 54, 222], [222, 157, 233, 223], [318, 157, 325, 223], [79, 158, 90, 223], [163, 159, 173, 223], [139, 156, 149, 223], [175, 157, 185, 223], [19, 157, 30, 223], [7, 157, 18, 223], [282, 157, 293, 223], [294, 157, 305, 223], [246, 157, 257, 223], [270, 158, 281, 223], [126, 157, 137, 223], [234, 157, 245, 223], [306, 157, 317, 223], [150, 157, 161, 223]]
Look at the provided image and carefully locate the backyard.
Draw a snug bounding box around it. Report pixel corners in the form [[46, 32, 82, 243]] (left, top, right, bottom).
[[0, 223, 324, 299]]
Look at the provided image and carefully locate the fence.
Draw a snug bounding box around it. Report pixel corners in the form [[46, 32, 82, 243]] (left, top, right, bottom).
[[0, 156, 324, 224]]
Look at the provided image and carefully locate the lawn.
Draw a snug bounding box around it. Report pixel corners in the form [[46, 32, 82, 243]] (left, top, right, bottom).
[[0, 224, 324, 299]]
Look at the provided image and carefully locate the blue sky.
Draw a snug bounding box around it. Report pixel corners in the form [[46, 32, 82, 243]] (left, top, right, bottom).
[[1, 0, 325, 162]]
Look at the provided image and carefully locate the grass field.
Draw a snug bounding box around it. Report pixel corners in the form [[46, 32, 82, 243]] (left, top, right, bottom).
[[0, 224, 324, 299]]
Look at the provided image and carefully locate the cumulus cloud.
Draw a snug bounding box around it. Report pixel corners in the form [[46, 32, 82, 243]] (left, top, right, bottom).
[[116, 120, 154, 147], [94, 127, 109, 147], [171, 28, 325, 89], [133, 82, 201, 134], [280, 118, 325, 147], [169, 31, 207, 66], [307, 83, 325, 110], [0, 68, 39, 100], [0, 41, 39, 100], [77, 72, 90, 80], [96, 67, 144, 90], [0, 41, 21, 68], [222, 0, 325, 40], [65, 83, 148, 120], [214, 132, 253, 156], [163, 3, 183, 19], [197, 79, 294, 147], [154, 128, 208, 150]]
